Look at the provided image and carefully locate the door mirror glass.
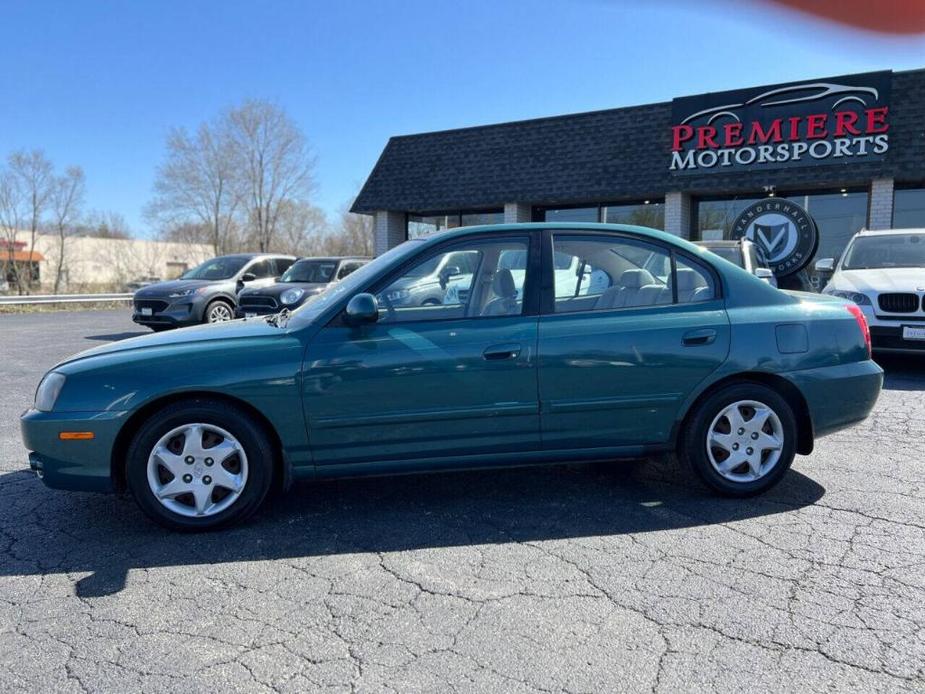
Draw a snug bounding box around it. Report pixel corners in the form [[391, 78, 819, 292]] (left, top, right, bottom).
[[345, 293, 379, 326], [814, 258, 835, 273]]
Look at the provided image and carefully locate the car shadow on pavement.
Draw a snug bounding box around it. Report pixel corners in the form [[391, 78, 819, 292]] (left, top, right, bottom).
[[84, 331, 150, 341], [0, 456, 825, 598], [877, 354, 925, 391]]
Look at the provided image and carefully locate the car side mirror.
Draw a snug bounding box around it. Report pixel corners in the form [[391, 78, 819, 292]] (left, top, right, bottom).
[[814, 258, 835, 273], [438, 265, 461, 289], [241, 272, 257, 282], [344, 293, 379, 326]]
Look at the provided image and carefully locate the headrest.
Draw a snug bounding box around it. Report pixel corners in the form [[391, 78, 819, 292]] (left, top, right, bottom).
[[676, 267, 707, 292], [619, 268, 656, 289], [493, 269, 516, 297]]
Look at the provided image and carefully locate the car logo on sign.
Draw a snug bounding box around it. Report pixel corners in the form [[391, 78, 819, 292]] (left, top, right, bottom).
[[730, 199, 819, 277]]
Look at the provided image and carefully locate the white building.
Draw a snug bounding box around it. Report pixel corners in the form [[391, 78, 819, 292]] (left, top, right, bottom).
[[3, 232, 213, 292]]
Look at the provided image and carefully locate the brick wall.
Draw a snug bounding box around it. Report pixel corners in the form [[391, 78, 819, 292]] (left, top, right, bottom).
[[868, 178, 895, 230], [373, 211, 405, 256], [503, 203, 532, 224], [664, 192, 692, 239]]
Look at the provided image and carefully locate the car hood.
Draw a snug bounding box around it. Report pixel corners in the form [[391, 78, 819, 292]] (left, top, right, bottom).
[[828, 268, 925, 293], [240, 282, 327, 298], [134, 279, 214, 297], [58, 318, 286, 368]]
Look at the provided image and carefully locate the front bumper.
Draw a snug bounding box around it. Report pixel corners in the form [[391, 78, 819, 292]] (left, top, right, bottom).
[[786, 359, 883, 440], [859, 306, 925, 353], [132, 298, 200, 328], [20, 408, 128, 492], [234, 305, 278, 318]]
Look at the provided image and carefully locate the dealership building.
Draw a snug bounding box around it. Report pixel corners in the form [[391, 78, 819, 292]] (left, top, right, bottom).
[[354, 68, 925, 287]]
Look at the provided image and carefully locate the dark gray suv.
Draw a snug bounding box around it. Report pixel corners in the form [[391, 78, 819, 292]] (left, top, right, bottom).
[[132, 253, 295, 331]]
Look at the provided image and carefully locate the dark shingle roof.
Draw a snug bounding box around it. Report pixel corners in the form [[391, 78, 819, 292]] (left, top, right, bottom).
[[353, 69, 925, 214]]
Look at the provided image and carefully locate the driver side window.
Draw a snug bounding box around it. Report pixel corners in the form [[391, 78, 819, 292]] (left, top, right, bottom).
[[375, 239, 529, 323]]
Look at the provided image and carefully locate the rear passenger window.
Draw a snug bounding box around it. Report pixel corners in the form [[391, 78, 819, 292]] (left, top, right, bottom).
[[674, 256, 716, 303], [552, 236, 671, 313]]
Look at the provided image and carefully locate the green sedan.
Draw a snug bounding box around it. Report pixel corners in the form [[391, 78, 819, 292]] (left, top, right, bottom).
[[21, 223, 883, 530]]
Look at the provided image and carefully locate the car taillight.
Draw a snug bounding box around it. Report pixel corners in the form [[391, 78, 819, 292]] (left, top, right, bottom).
[[846, 304, 871, 358]]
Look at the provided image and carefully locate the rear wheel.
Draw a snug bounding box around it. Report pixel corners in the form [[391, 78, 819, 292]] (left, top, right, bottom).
[[680, 383, 797, 497], [125, 400, 274, 530]]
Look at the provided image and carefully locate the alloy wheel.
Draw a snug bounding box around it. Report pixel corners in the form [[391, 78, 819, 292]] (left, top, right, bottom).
[[146, 423, 249, 517], [706, 399, 784, 483], [208, 303, 233, 322]]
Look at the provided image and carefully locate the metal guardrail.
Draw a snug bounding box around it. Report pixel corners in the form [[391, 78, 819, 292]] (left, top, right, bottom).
[[0, 293, 133, 305]]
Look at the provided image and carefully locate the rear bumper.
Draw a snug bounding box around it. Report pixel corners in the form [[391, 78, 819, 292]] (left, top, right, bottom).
[[786, 360, 883, 439], [20, 409, 127, 492]]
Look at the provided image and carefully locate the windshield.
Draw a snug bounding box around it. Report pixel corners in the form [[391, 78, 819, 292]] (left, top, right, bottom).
[[282, 260, 337, 283], [180, 256, 249, 280], [842, 233, 925, 270], [287, 241, 424, 328]]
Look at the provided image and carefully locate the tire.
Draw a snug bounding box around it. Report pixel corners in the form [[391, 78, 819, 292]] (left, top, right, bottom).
[[679, 383, 797, 497], [204, 299, 234, 324], [125, 399, 275, 531]]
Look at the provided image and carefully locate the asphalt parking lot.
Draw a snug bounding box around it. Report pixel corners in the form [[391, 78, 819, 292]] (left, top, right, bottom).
[[1, 309, 923, 693]]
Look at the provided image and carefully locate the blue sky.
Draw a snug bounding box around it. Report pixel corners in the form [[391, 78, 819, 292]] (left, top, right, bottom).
[[1, 0, 923, 236]]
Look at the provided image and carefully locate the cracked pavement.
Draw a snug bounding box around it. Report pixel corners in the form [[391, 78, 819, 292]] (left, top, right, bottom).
[[1, 309, 923, 693]]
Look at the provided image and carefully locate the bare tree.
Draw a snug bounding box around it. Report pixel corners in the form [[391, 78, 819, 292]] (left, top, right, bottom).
[[331, 203, 374, 257], [0, 172, 24, 293], [1, 151, 54, 293], [49, 166, 85, 293], [226, 100, 316, 252], [77, 210, 132, 239], [147, 124, 239, 254], [273, 200, 328, 256]]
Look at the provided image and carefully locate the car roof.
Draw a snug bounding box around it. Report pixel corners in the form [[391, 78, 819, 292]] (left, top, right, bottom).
[[217, 253, 296, 259], [855, 228, 925, 236], [293, 256, 371, 262], [421, 222, 711, 257], [695, 239, 743, 248]]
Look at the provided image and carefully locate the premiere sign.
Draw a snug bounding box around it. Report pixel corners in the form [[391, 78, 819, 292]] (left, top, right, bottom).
[[669, 71, 891, 174]]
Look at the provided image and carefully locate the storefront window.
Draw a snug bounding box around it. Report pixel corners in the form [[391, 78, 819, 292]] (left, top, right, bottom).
[[894, 186, 925, 229], [543, 207, 598, 223], [695, 190, 869, 290], [407, 209, 503, 240], [602, 201, 664, 229], [461, 210, 504, 226]]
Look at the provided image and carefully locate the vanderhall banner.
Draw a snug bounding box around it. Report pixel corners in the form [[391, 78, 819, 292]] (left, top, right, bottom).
[[669, 71, 892, 174]]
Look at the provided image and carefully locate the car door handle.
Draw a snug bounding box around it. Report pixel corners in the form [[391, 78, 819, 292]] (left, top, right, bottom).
[[483, 343, 522, 361], [682, 329, 717, 346]]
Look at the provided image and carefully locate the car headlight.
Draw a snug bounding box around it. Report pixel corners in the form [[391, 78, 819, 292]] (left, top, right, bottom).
[[279, 288, 305, 305], [168, 287, 204, 298], [35, 372, 66, 412], [385, 289, 410, 303], [825, 289, 871, 305]]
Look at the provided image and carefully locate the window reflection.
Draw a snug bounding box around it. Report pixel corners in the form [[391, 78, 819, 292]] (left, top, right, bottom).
[[894, 186, 925, 229]]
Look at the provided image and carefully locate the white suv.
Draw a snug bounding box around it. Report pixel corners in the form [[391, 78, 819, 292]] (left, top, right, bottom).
[[817, 228, 925, 354]]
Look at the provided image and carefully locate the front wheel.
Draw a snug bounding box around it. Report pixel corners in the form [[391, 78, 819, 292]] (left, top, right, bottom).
[[680, 383, 797, 497], [204, 299, 234, 324], [125, 400, 274, 530]]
